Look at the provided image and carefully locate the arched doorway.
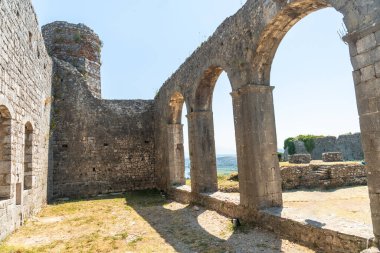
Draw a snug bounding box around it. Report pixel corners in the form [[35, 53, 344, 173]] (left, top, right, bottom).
[[0, 105, 12, 201], [167, 92, 186, 186]]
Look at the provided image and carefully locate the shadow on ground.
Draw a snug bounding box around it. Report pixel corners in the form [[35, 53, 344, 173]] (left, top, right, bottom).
[[125, 190, 289, 253]]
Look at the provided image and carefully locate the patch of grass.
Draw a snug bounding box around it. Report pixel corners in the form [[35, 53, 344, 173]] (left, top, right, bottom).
[[218, 175, 239, 193], [73, 32, 82, 43]]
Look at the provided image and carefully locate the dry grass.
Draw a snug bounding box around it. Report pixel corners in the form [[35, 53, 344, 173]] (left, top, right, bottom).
[[0, 190, 313, 253], [0, 193, 177, 253]]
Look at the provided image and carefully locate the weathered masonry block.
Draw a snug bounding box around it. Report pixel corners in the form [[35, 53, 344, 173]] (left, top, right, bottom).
[[290, 154, 312, 164]]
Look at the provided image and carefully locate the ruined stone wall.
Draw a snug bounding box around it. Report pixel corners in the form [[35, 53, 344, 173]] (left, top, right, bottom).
[[0, 0, 52, 240], [43, 23, 155, 199], [42, 22, 102, 99], [311, 136, 338, 159], [284, 133, 364, 161], [336, 133, 364, 161], [280, 163, 367, 190]]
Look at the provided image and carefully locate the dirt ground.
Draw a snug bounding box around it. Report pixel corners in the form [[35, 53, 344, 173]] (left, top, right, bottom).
[[280, 186, 372, 238], [0, 191, 313, 253], [218, 186, 373, 238]]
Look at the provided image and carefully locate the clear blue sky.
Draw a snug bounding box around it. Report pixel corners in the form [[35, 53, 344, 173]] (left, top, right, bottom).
[[32, 1, 360, 155]]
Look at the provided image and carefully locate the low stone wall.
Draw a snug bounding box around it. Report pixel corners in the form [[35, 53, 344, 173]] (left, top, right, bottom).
[[168, 186, 374, 253], [281, 163, 367, 190]]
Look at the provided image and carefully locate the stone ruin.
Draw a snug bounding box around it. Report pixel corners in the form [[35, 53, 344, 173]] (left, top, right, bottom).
[[284, 133, 364, 161], [1, 0, 380, 252], [322, 152, 344, 162]]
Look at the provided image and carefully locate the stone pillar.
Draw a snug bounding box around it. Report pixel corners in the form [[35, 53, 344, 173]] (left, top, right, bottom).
[[167, 124, 186, 186], [231, 85, 282, 209], [345, 25, 380, 242], [187, 111, 218, 193]]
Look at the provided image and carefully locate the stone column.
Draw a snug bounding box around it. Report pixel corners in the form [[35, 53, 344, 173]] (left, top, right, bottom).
[[345, 26, 380, 242], [231, 85, 282, 209], [187, 111, 218, 193], [167, 124, 186, 186]]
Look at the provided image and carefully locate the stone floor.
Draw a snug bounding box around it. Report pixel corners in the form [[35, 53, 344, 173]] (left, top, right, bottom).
[[211, 186, 373, 239], [277, 186, 372, 239]]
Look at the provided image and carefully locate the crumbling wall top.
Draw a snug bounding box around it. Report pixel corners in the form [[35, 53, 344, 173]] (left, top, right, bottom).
[[42, 21, 102, 98]]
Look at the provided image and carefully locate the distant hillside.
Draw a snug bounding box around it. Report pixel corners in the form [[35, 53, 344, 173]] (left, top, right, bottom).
[[185, 155, 237, 168], [216, 156, 237, 168]]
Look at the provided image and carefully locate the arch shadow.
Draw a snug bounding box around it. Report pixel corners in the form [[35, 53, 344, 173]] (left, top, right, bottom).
[[125, 190, 284, 252]]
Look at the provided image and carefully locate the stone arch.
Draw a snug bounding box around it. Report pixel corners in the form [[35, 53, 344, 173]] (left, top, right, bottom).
[[167, 92, 187, 186], [252, 0, 333, 85], [0, 105, 12, 200], [188, 66, 237, 193], [247, 0, 380, 239], [24, 121, 33, 190], [194, 66, 225, 112]]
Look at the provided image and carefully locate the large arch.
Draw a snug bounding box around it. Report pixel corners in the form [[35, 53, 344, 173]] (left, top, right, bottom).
[[246, 0, 380, 240], [190, 67, 240, 194], [252, 0, 331, 85], [194, 66, 224, 112]]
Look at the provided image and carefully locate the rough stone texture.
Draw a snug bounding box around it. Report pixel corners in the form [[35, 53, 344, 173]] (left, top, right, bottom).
[[322, 152, 344, 162], [281, 163, 367, 190], [289, 154, 311, 164], [311, 136, 338, 159], [46, 58, 156, 199], [337, 133, 364, 161], [0, 0, 52, 241], [42, 22, 102, 99], [294, 140, 308, 154]]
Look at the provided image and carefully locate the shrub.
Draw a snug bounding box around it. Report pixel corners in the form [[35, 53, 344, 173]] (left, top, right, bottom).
[[284, 137, 296, 155], [284, 135, 324, 155]]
